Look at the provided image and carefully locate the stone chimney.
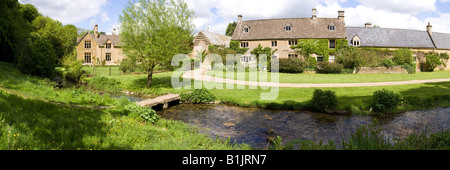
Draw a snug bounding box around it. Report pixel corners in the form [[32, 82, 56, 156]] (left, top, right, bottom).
[[427, 22, 433, 36], [94, 24, 99, 38], [338, 10, 345, 20], [238, 15, 243, 23], [113, 28, 116, 35], [312, 8, 317, 20], [365, 22, 372, 28]]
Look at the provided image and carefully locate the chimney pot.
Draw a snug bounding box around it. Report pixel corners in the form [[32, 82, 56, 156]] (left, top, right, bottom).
[[365, 22, 372, 28], [312, 8, 317, 20], [238, 15, 243, 23], [338, 11, 345, 20], [427, 22, 433, 35], [113, 28, 116, 35], [94, 24, 99, 38]]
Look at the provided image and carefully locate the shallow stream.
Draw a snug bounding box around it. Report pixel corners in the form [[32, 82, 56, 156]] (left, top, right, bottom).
[[158, 104, 450, 149]]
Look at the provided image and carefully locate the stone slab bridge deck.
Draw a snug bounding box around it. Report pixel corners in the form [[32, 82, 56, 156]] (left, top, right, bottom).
[[135, 93, 181, 109]]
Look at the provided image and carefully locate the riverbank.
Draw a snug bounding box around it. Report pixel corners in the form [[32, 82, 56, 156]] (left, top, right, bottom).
[[79, 65, 450, 115], [0, 62, 250, 150]]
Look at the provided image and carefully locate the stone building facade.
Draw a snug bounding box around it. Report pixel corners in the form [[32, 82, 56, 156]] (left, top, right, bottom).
[[231, 9, 347, 64], [76, 25, 125, 66]]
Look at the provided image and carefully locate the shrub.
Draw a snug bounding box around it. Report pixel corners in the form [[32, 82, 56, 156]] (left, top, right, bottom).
[[16, 35, 57, 78], [88, 76, 122, 94], [421, 52, 449, 72], [119, 58, 137, 74], [393, 48, 413, 66], [124, 104, 159, 124], [311, 89, 338, 112], [371, 89, 402, 113], [401, 64, 416, 74], [278, 58, 305, 73], [316, 62, 344, 74], [181, 89, 216, 104], [60, 50, 86, 82], [381, 58, 395, 68]]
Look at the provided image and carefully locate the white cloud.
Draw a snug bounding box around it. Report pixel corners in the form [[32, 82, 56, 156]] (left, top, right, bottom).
[[356, 0, 436, 14], [19, 0, 108, 24]]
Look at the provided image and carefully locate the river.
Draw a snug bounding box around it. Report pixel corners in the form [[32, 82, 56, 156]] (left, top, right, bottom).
[[158, 104, 450, 149]]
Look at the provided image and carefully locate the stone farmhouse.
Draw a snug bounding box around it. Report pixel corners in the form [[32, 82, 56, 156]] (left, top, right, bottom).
[[231, 9, 346, 63], [77, 9, 450, 70], [77, 25, 125, 65], [229, 9, 450, 70]]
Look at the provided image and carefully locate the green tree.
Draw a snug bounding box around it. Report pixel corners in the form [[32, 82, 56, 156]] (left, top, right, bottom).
[[251, 44, 277, 64], [19, 3, 40, 23], [225, 22, 237, 37], [120, 0, 195, 87], [0, 0, 32, 63], [16, 34, 57, 78]]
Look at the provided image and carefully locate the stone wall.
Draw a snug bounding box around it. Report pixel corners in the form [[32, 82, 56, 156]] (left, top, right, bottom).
[[358, 66, 408, 74]]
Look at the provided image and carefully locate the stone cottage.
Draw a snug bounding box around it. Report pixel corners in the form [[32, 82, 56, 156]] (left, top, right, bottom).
[[347, 22, 450, 70], [232, 9, 347, 63], [76, 25, 125, 65], [192, 30, 232, 58]]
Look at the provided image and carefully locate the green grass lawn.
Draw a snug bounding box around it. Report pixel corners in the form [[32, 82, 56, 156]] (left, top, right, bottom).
[[208, 70, 450, 84], [0, 62, 249, 150], [81, 66, 450, 114]]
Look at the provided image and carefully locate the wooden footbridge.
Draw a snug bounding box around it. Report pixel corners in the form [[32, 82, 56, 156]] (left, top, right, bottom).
[[135, 93, 181, 110]]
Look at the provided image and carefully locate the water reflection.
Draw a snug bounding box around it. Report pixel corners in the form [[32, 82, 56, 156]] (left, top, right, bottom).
[[158, 104, 450, 149]]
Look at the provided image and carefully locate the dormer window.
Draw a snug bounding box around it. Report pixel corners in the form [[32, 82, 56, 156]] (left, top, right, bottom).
[[328, 23, 336, 31], [243, 25, 249, 33], [285, 23, 292, 32], [352, 36, 361, 47], [285, 25, 291, 31]]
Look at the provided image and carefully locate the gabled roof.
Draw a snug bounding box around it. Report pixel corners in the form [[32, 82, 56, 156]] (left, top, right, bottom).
[[232, 17, 346, 41], [194, 31, 232, 47], [77, 32, 122, 46], [432, 32, 450, 50], [346, 27, 436, 49]]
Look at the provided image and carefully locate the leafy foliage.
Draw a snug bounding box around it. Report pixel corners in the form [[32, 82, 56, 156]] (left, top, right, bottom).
[[59, 49, 86, 82], [181, 89, 216, 104], [311, 89, 338, 112], [225, 22, 237, 37], [421, 52, 449, 72], [316, 62, 344, 74], [393, 48, 413, 66], [120, 0, 194, 87], [88, 76, 122, 94], [123, 104, 159, 124], [278, 58, 305, 73], [371, 89, 402, 113], [15, 34, 57, 78]]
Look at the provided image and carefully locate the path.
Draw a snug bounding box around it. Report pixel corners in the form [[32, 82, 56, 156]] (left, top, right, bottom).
[[181, 66, 450, 88]]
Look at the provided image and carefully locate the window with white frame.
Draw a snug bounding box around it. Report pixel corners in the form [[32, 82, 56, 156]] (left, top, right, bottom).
[[241, 56, 252, 63], [329, 55, 336, 62], [243, 25, 249, 33], [329, 24, 336, 31]]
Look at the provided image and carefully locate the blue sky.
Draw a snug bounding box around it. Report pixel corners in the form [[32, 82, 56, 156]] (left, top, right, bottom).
[[18, 0, 450, 34]]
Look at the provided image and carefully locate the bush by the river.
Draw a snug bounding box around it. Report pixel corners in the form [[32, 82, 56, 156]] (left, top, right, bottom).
[[181, 89, 216, 104], [371, 89, 402, 113], [311, 89, 338, 112]]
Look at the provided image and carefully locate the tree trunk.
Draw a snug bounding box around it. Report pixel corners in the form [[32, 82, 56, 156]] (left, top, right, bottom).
[[147, 71, 153, 88]]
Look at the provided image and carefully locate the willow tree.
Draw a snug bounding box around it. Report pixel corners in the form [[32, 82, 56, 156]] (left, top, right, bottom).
[[120, 0, 194, 87]]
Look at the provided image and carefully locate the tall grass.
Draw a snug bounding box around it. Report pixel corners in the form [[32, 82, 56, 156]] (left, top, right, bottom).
[[0, 89, 251, 150], [269, 120, 450, 150]]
